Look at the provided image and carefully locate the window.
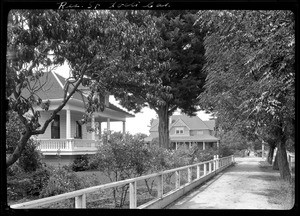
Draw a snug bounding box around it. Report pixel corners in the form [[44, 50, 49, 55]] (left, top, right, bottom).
[[175, 127, 184, 135], [75, 121, 82, 139], [51, 115, 60, 139], [197, 131, 204, 135]]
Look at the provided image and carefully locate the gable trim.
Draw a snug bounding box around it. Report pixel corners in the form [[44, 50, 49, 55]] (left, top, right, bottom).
[[170, 118, 190, 130], [51, 71, 64, 89]]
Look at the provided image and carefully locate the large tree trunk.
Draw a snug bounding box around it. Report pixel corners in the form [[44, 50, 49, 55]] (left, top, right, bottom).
[[267, 146, 274, 164], [6, 130, 32, 167], [277, 126, 291, 182], [157, 105, 170, 149]]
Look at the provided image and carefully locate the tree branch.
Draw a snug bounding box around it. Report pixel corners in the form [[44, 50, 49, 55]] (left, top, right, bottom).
[[32, 65, 87, 135], [168, 105, 178, 115]]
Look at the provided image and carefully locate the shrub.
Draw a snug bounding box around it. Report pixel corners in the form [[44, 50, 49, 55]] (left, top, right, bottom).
[[18, 139, 44, 172], [71, 154, 90, 172], [7, 165, 51, 200], [218, 145, 234, 157], [29, 166, 52, 196], [7, 174, 32, 200], [190, 147, 218, 163], [39, 166, 84, 198], [90, 132, 154, 207]]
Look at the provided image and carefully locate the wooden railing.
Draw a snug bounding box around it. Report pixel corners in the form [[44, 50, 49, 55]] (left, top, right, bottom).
[[10, 155, 235, 209], [36, 139, 101, 151]]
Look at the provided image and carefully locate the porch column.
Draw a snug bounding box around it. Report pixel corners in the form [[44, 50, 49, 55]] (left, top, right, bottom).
[[99, 122, 102, 138], [91, 114, 95, 140], [203, 142, 206, 150], [217, 140, 219, 149], [175, 142, 178, 150], [189, 142, 192, 149], [122, 121, 126, 135], [107, 118, 110, 140], [66, 109, 71, 139]]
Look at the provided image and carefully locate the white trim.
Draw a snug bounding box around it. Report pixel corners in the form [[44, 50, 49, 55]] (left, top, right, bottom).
[[66, 109, 71, 139], [51, 71, 64, 89], [175, 127, 184, 135], [170, 118, 191, 130]]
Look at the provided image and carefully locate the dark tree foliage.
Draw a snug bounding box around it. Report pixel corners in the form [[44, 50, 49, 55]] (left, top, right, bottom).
[[100, 10, 207, 148], [196, 10, 294, 181], [6, 10, 134, 167]]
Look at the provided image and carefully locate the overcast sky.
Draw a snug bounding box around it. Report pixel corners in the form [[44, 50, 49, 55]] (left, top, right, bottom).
[[55, 63, 212, 135]]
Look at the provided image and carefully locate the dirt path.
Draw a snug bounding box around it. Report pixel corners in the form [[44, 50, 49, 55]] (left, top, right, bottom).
[[167, 157, 285, 209]]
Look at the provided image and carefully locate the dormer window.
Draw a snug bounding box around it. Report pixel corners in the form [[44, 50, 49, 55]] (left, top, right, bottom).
[[175, 127, 184, 135]]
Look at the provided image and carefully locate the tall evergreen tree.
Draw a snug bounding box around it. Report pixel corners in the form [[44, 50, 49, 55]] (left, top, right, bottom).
[[101, 10, 207, 148]]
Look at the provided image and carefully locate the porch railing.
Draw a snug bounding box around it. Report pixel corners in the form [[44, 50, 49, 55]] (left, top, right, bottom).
[[36, 139, 101, 151], [10, 155, 235, 209]]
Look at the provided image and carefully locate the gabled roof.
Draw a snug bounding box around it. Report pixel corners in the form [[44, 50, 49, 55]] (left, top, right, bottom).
[[171, 115, 210, 130], [149, 115, 212, 132], [108, 103, 135, 117], [171, 118, 190, 129], [21, 72, 64, 100], [203, 120, 215, 131], [20, 72, 134, 117]]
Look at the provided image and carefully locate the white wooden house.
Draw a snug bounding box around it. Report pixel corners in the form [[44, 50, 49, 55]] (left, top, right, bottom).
[[144, 115, 219, 150], [22, 71, 134, 166]]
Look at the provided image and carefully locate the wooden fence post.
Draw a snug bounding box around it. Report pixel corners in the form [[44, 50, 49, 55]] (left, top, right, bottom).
[[157, 174, 163, 198], [197, 165, 200, 179], [75, 194, 86, 208], [209, 162, 212, 173], [204, 163, 207, 176], [175, 171, 180, 189], [129, 181, 137, 209], [216, 155, 219, 170], [214, 155, 217, 171], [188, 167, 192, 183]]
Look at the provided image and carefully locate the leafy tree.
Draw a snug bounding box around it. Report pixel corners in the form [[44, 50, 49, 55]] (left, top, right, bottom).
[[6, 10, 130, 167], [94, 10, 207, 149], [6, 110, 43, 172], [39, 166, 84, 198], [89, 132, 151, 207], [218, 129, 249, 152], [196, 10, 295, 181]]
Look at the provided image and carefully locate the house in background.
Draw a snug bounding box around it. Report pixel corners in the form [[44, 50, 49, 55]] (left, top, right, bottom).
[[21, 71, 134, 166], [144, 115, 219, 150]]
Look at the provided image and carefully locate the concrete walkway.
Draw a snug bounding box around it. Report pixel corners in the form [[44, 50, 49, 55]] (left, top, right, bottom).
[[167, 157, 283, 209]]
